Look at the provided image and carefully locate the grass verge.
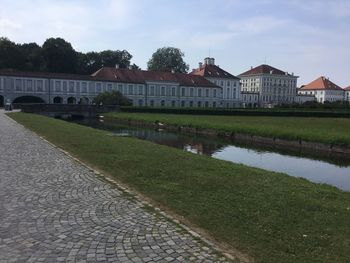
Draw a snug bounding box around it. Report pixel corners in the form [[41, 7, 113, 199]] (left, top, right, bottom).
[[9, 112, 350, 263], [106, 112, 350, 146]]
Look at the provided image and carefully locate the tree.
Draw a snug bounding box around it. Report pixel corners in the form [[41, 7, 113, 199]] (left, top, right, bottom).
[[0, 37, 24, 69], [41, 37, 78, 73], [147, 47, 189, 73], [93, 91, 132, 106], [18, 42, 43, 71]]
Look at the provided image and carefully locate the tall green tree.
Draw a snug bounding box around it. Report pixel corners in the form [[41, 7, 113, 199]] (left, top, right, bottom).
[[147, 47, 189, 73], [19, 42, 42, 71], [41, 37, 78, 73], [0, 37, 23, 69]]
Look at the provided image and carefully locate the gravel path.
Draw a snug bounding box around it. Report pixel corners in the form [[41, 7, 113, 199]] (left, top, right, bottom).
[[0, 111, 227, 262]]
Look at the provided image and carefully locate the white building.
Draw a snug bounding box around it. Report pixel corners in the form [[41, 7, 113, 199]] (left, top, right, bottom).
[[191, 57, 241, 108], [241, 92, 259, 108], [239, 64, 298, 107], [294, 94, 316, 104], [298, 76, 344, 103], [0, 67, 222, 108], [344, 86, 350, 103]]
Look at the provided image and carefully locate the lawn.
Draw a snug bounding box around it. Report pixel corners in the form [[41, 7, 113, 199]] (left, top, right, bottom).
[[106, 112, 350, 146], [9, 112, 350, 263]]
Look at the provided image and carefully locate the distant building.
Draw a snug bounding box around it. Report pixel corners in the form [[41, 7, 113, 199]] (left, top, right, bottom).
[[298, 76, 344, 103], [241, 91, 260, 108], [0, 67, 222, 108], [191, 58, 241, 108], [239, 64, 298, 107], [294, 94, 316, 104], [344, 86, 350, 103]]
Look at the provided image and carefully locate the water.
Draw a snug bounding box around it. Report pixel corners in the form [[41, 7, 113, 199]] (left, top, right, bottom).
[[72, 118, 350, 191]]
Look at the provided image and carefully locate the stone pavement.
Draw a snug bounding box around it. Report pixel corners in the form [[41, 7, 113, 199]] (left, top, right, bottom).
[[0, 111, 228, 263]]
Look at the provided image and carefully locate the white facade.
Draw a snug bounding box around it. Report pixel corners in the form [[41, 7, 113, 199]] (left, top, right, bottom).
[[241, 92, 259, 108], [344, 89, 350, 103], [298, 89, 344, 103], [0, 71, 222, 108], [294, 94, 316, 104], [240, 65, 298, 107]]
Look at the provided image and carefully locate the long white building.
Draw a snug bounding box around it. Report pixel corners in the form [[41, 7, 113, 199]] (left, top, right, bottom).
[[0, 67, 222, 108]]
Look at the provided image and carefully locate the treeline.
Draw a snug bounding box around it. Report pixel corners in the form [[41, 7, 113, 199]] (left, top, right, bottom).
[[0, 37, 139, 75]]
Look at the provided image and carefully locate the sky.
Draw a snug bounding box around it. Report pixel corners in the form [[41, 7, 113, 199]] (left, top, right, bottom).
[[0, 0, 349, 87]]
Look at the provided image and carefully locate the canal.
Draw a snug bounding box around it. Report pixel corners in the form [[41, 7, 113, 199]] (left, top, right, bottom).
[[72, 118, 350, 191]]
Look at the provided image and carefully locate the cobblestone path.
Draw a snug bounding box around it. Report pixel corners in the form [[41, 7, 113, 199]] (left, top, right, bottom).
[[0, 111, 227, 263]]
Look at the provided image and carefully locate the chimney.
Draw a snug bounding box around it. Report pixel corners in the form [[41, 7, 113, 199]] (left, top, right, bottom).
[[115, 64, 119, 69], [199, 62, 203, 69]]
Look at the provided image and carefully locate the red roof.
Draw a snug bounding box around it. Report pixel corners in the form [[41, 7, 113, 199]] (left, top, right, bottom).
[[91, 67, 219, 88], [299, 76, 343, 91], [0, 67, 219, 88], [191, 64, 240, 80], [344, 86, 350, 91], [0, 69, 91, 81], [239, 64, 294, 77]]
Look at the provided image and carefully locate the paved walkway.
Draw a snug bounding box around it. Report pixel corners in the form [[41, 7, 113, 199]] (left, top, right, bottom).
[[0, 111, 227, 263]]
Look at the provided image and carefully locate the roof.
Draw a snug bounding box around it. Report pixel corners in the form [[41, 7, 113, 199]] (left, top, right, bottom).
[[299, 76, 343, 91], [91, 67, 219, 88], [0, 69, 91, 81], [190, 64, 240, 80], [344, 86, 350, 91], [0, 67, 220, 88], [239, 64, 295, 77]]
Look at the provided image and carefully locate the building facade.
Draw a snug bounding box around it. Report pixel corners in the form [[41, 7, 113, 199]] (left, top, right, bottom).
[[298, 76, 344, 103], [0, 67, 222, 108], [239, 64, 298, 107], [191, 58, 241, 108], [344, 86, 350, 103]]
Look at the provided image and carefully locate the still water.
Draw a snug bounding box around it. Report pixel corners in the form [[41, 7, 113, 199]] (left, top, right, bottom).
[[72, 118, 350, 191]]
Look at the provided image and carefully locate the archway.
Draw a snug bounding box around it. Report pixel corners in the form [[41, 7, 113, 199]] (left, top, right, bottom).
[[53, 96, 63, 104], [67, 97, 76, 104], [79, 97, 89, 105], [0, 95, 4, 107], [13, 96, 45, 104]]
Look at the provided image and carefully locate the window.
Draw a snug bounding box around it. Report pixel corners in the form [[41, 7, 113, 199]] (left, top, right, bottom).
[[172, 87, 176, 96], [190, 88, 194, 97], [150, 86, 155, 96], [15, 79, 22, 91], [171, 101, 175, 107], [150, 100, 154, 106], [181, 101, 185, 107], [161, 86, 166, 96], [205, 89, 209, 97], [181, 88, 185, 97], [82, 82, 87, 93], [161, 100, 165, 107], [108, 83, 113, 92], [189, 101, 193, 107], [37, 80, 43, 92], [205, 101, 209, 108], [213, 102, 216, 108], [118, 84, 123, 92], [197, 101, 202, 107], [55, 81, 61, 92], [138, 85, 143, 95], [227, 81, 230, 86], [198, 89, 202, 97], [69, 81, 74, 93], [227, 88, 230, 98], [213, 89, 217, 97], [128, 84, 133, 95], [27, 80, 33, 91]]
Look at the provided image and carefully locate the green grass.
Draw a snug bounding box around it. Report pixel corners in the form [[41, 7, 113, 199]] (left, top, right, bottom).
[[106, 112, 350, 146], [9, 112, 350, 263]]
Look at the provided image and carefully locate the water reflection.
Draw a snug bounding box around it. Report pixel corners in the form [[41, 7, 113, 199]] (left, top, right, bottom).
[[72, 119, 350, 191]]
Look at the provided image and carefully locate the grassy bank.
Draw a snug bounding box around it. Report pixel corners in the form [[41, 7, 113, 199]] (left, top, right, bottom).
[[9, 112, 350, 263], [106, 112, 350, 146]]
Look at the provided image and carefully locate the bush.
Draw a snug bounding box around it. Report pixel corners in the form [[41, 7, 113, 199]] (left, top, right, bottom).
[[93, 91, 132, 106]]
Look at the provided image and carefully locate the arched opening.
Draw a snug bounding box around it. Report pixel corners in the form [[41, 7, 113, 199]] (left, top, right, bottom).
[[0, 95, 4, 107], [67, 97, 76, 104], [53, 96, 63, 104], [79, 97, 89, 105], [13, 96, 45, 104]]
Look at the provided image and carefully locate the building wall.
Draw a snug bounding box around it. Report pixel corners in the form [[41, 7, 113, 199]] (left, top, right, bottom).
[[241, 74, 298, 106], [241, 92, 259, 108], [345, 91, 350, 102], [298, 89, 344, 103], [0, 75, 222, 108]]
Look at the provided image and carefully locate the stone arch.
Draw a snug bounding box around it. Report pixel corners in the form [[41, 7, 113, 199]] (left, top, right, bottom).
[[0, 95, 4, 107], [67, 97, 76, 104], [79, 97, 89, 105], [13, 96, 45, 104], [53, 96, 63, 104]]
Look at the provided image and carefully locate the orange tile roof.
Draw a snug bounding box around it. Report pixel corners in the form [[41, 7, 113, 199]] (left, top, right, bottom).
[[344, 86, 350, 91], [191, 64, 240, 80], [299, 76, 343, 91]]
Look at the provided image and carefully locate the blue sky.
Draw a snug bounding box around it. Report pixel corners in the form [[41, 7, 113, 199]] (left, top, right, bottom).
[[0, 0, 349, 86]]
